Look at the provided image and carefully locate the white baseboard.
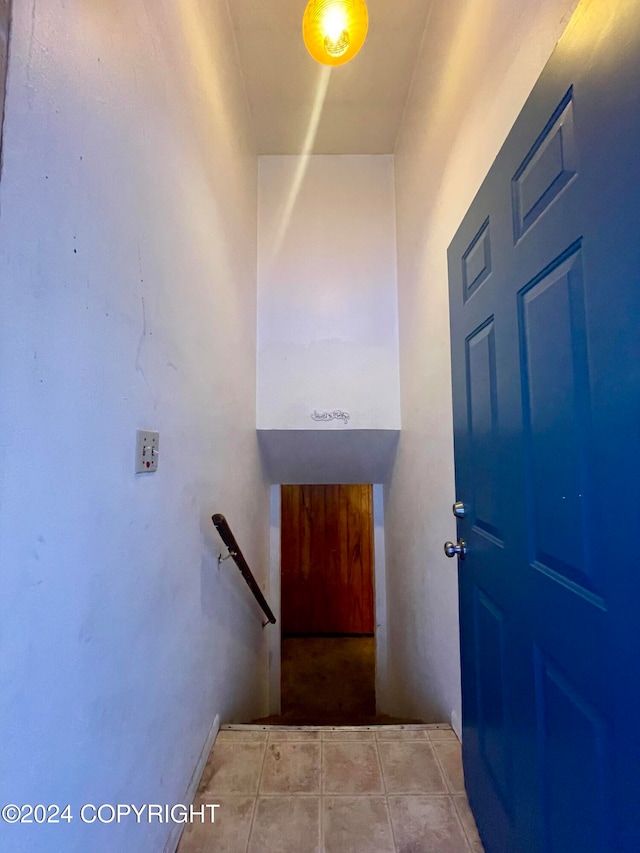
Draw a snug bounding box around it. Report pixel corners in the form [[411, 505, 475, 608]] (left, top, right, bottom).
[[163, 713, 221, 853], [451, 709, 462, 742]]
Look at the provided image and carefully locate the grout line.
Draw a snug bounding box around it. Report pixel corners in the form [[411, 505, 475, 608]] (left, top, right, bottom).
[[384, 796, 401, 853], [373, 731, 399, 850], [374, 737, 388, 797], [430, 741, 453, 794], [383, 794, 399, 853], [452, 795, 478, 852], [244, 740, 270, 853], [251, 791, 453, 799], [244, 797, 258, 853]]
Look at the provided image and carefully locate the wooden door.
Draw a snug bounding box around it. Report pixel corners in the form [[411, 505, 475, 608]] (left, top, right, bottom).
[[447, 0, 640, 849], [281, 484, 374, 635]]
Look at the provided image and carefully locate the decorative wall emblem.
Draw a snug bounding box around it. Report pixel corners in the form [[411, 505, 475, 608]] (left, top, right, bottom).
[[311, 409, 351, 424]]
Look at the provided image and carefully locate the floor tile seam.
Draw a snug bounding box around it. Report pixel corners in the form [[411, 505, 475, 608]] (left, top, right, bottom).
[[267, 730, 322, 738], [244, 737, 274, 853], [204, 787, 460, 798], [373, 737, 389, 797], [319, 793, 455, 800], [252, 736, 272, 803], [321, 734, 376, 740], [430, 740, 457, 795], [321, 794, 390, 802], [207, 790, 323, 797], [376, 735, 430, 743], [378, 794, 398, 853], [382, 793, 456, 800], [452, 795, 479, 851], [384, 792, 401, 853], [376, 787, 451, 796], [322, 785, 386, 796], [241, 796, 259, 853], [217, 738, 269, 744], [423, 739, 453, 794], [266, 738, 322, 743], [450, 801, 474, 853]]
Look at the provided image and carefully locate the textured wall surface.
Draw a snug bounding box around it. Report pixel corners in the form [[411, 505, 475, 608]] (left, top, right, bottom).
[[0, 2, 268, 851], [257, 155, 401, 433], [386, 0, 580, 729]]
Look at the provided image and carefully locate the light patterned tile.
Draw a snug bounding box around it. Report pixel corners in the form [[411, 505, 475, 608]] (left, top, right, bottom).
[[217, 729, 269, 743], [378, 741, 448, 794], [428, 727, 459, 741], [268, 730, 322, 742], [260, 741, 321, 794], [323, 730, 376, 741], [247, 796, 321, 853], [177, 795, 254, 853], [375, 727, 431, 741], [323, 741, 384, 794], [433, 741, 465, 793], [323, 797, 395, 853], [388, 795, 471, 852], [454, 795, 485, 852], [200, 741, 266, 795]]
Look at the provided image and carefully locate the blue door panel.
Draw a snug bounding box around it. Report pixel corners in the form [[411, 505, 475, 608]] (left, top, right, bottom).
[[534, 648, 613, 853], [463, 219, 492, 300], [473, 587, 512, 808], [447, 0, 640, 849], [466, 319, 501, 542], [518, 246, 595, 590], [511, 88, 577, 242]]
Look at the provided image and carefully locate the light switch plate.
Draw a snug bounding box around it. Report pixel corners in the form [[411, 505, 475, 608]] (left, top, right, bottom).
[[136, 430, 159, 473]]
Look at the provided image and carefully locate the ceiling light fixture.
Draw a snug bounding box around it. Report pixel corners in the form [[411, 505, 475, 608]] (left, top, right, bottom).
[[302, 0, 369, 67]]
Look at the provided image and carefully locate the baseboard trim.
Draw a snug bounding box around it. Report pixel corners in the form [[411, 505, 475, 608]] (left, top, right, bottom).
[[163, 713, 220, 853]]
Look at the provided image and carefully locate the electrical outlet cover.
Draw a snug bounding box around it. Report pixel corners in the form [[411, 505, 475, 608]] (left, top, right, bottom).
[[136, 430, 159, 473]]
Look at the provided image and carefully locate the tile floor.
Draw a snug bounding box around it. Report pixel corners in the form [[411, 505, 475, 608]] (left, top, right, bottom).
[[177, 724, 484, 853]]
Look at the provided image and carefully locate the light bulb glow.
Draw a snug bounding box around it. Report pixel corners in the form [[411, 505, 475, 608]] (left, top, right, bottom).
[[322, 5, 348, 41], [302, 0, 369, 67]]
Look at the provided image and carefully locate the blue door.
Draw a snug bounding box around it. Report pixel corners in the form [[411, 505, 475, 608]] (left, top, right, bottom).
[[447, 1, 640, 850]]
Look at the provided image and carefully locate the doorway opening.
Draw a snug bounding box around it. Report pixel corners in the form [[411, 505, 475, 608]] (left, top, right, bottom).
[[259, 482, 421, 725], [279, 484, 375, 724]]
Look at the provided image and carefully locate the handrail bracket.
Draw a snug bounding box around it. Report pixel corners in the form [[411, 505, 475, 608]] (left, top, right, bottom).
[[212, 513, 277, 626], [218, 549, 238, 566]]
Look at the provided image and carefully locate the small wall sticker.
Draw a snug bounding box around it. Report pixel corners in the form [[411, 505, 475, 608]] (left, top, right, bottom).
[[311, 409, 351, 424]]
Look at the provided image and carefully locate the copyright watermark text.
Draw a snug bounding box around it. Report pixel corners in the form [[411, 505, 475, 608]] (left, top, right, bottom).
[[1, 803, 220, 825]]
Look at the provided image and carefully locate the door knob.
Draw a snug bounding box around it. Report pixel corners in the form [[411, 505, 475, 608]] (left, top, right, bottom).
[[444, 540, 467, 560], [452, 501, 466, 519]]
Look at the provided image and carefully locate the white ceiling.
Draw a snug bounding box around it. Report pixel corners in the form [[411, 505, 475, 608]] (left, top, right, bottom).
[[227, 0, 432, 154]]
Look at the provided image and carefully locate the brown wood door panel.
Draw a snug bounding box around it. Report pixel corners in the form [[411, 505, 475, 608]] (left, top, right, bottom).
[[281, 484, 374, 635]]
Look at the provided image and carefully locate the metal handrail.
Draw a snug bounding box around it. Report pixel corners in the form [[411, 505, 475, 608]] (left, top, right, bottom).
[[212, 513, 277, 627]]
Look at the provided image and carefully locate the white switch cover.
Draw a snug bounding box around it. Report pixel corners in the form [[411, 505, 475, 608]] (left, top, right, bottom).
[[136, 430, 159, 473]]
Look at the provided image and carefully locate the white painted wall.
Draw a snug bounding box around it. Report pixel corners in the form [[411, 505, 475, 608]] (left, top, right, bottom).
[[386, 0, 581, 728], [0, 2, 268, 851], [372, 484, 390, 714], [257, 155, 401, 432]]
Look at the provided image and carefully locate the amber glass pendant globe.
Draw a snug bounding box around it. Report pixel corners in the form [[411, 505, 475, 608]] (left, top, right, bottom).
[[302, 0, 369, 67]]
